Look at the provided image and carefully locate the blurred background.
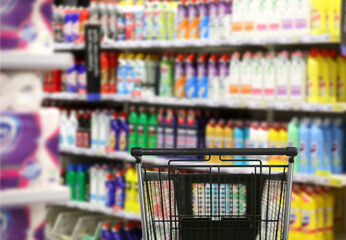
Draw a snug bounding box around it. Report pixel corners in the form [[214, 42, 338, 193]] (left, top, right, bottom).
[[0, 0, 346, 239]]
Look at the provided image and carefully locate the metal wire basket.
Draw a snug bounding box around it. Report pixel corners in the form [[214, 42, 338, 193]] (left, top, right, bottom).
[[132, 147, 297, 240]]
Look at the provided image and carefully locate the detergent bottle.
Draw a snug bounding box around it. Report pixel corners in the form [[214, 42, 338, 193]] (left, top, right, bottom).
[[177, 0, 189, 39], [148, 107, 158, 148], [214, 119, 225, 163], [327, 50, 338, 103], [208, 54, 219, 100], [314, 186, 325, 240], [229, 52, 241, 99], [233, 120, 245, 163], [174, 53, 186, 98], [301, 185, 318, 240], [307, 48, 320, 103], [278, 123, 288, 164], [268, 123, 280, 165], [319, 49, 330, 103], [128, 106, 138, 152], [165, 108, 177, 148], [219, 54, 230, 99], [114, 170, 125, 210], [290, 51, 306, 102], [185, 53, 198, 98], [322, 118, 333, 172], [311, 0, 327, 35], [223, 119, 234, 160], [310, 118, 324, 174], [206, 118, 216, 149], [137, 107, 148, 148], [186, 109, 199, 149], [197, 54, 209, 99], [331, 119, 344, 174], [288, 117, 300, 172], [157, 108, 165, 148], [66, 164, 76, 200], [299, 118, 311, 173], [289, 184, 302, 240], [117, 112, 128, 152], [177, 109, 187, 148], [125, 166, 136, 212], [198, 0, 210, 39], [337, 54, 346, 102], [188, 0, 199, 39], [159, 51, 174, 97], [322, 187, 335, 240]]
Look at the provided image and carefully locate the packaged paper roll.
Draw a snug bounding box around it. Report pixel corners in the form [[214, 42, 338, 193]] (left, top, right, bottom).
[[0, 73, 11, 111], [10, 72, 43, 112], [0, 0, 53, 54]]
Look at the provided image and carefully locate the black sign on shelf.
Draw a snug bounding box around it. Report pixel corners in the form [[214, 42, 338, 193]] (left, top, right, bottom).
[[85, 25, 101, 101], [342, 0, 346, 55]]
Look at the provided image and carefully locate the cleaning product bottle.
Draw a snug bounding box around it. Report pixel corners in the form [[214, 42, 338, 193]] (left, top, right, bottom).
[[299, 119, 311, 173], [263, 52, 276, 100], [197, 54, 209, 99], [327, 50, 338, 103], [301, 185, 318, 240], [224, 119, 234, 160], [133, 53, 145, 97], [329, 0, 342, 38], [289, 184, 302, 240], [90, 165, 98, 203], [219, 54, 230, 99], [67, 110, 78, 148], [311, 0, 327, 35], [229, 52, 241, 99], [331, 119, 344, 173], [251, 52, 264, 100], [337, 54, 346, 102], [258, 122, 269, 163], [188, 0, 199, 39], [278, 123, 288, 163], [307, 48, 320, 103], [209, 0, 220, 40], [290, 51, 306, 102], [126, 53, 136, 95], [125, 166, 135, 212], [186, 109, 199, 149], [276, 51, 290, 101], [66, 164, 76, 200], [206, 118, 216, 159], [322, 118, 333, 172], [233, 120, 245, 162], [185, 53, 198, 98], [240, 52, 252, 100], [268, 123, 281, 165], [174, 53, 186, 98], [208, 54, 219, 100], [148, 107, 158, 148], [117, 112, 129, 152], [101, 51, 110, 94], [144, 0, 154, 40], [322, 187, 335, 240], [157, 108, 165, 148], [177, 0, 189, 39], [60, 109, 69, 148], [102, 222, 112, 240], [105, 173, 115, 207], [128, 106, 138, 152], [232, 0, 244, 38], [108, 112, 119, 152], [310, 118, 324, 174], [288, 117, 300, 172], [314, 186, 325, 240], [198, 0, 209, 39], [219, 0, 232, 39], [294, 0, 311, 37], [268, 0, 281, 37], [159, 51, 174, 97], [75, 164, 86, 202], [165, 108, 177, 148], [114, 170, 125, 210], [319, 49, 330, 103], [177, 109, 187, 148], [137, 107, 148, 148]]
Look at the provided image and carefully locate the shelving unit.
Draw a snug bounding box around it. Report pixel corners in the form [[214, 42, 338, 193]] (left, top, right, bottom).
[[1, 186, 70, 207]]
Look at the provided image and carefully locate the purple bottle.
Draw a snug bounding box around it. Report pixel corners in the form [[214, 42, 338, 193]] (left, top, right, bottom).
[[157, 108, 165, 148], [177, 109, 187, 148], [105, 173, 115, 207], [111, 222, 125, 240], [117, 112, 129, 152], [218, 54, 230, 98], [101, 222, 112, 240], [185, 53, 198, 98], [114, 170, 125, 210], [164, 109, 177, 149]]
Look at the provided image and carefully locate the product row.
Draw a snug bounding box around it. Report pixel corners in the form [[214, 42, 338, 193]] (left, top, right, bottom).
[[43, 49, 346, 103], [65, 163, 140, 214], [288, 184, 344, 240], [46, 205, 142, 239], [58, 106, 345, 174], [53, 0, 342, 44]]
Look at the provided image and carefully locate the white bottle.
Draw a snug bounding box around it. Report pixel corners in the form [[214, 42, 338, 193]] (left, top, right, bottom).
[[290, 51, 306, 102], [67, 110, 78, 149], [255, 0, 269, 40], [89, 0, 99, 25], [228, 52, 241, 99], [91, 110, 100, 150], [275, 51, 290, 101], [240, 52, 252, 100], [97, 165, 106, 204], [99, 0, 109, 42], [209, 0, 220, 40], [293, 0, 311, 37], [59, 110, 69, 148], [251, 52, 264, 100], [263, 52, 276, 100], [258, 121, 269, 162], [108, 0, 117, 41], [90, 165, 99, 203], [243, 0, 256, 38], [98, 111, 108, 154], [268, 0, 281, 38], [232, 0, 245, 38], [280, 0, 294, 39]]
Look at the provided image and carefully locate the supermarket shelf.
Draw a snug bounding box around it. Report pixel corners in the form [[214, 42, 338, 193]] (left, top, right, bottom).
[[0, 186, 70, 207], [44, 93, 346, 113], [62, 201, 141, 221], [54, 34, 339, 51], [60, 147, 346, 187], [1, 52, 74, 70]]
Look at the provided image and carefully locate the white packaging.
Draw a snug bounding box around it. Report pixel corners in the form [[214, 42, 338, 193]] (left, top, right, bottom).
[[275, 51, 290, 101], [90, 165, 99, 203], [209, 1, 220, 40], [219, 0, 232, 39], [280, 0, 294, 38], [10, 72, 43, 112], [60, 110, 69, 148], [268, 0, 281, 38], [290, 51, 306, 101], [240, 52, 252, 100], [243, 0, 256, 38], [97, 165, 106, 204], [255, 0, 269, 40], [0, 73, 11, 111], [263, 52, 276, 100], [232, 0, 245, 38], [293, 0, 311, 37], [228, 52, 241, 99], [251, 52, 264, 100], [67, 110, 78, 148], [91, 110, 100, 150], [98, 110, 110, 154]]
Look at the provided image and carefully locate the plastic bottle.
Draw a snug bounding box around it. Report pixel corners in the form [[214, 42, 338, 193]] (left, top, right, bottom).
[[143, 0, 153, 40], [128, 106, 138, 152], [198, 0, 210, 39], [330, 0, 342, 38], [276, 51, 290, 101], [268, 0, 281, 37], [157, 108, 165, 148], [206, 118, 216, 150], [319, 49, 330, 103], [301, 185, 318, 240], [125, 166, 139, 213], [91, 110, 100, 150], [294, 0, 311, 37], [102, 222, 112, 240], [105, 173, 115, 207], [148, 108, 158, 148], [117, 112, 128, 152], [60, 110, 69, 147], [233, 120, 245, 162], [114, 170, 125, 210], [243, 0, 255, 38], [186, 109, 199, 149], [197, 54, 209, 98], [322, 119, 333, 172], [134, 1, 145, 40], [326, 50, 338, 103], [290, 51, 306, 102], [208, 54, 219, 100], [174, 53, 186, 98], [164, 109, 177, 148], [66, 164, 76, 200], [314, 187, 325, 240], [258, 122, 269, 162], [219, 0, 232, 39], [240, 52, 252, 99], [222, 119, 233, 160], [177, 0, 189, 39], [75, 164, 86, 202], [310, 118, 324, 174], [167, 0, 178, 40], [188, 0, 199, 39], [311, 0, 327, 35], [299, 118, 311, 173], [137, 107, 148, 148], [278, 123, 288, 163], [268, 123, 281, 165], [228, 52, 241, 99], [219, 54, 230, 99], [331, 119, 344, 173], [159, 52, 174, 97], [307, 48, 320, 103], [251, 52, 264, 100], [177, 109, 187, 148], [132, 53, 145, 97], [289, 184, 302, 240], [185, 53, 198, 98], [90, 165, 98, 203], [66, 63, 78, 93], [100, 110, 111, 153], [111, 222, 125, 240], [67, 110, 78, 148], [322, 187, 335, 240], [288, 118, 300, 172], [232, 0, 244, 38], [126, 53, 136, 95], [209, 0, 219, 40], [336, 54, 346, 102], [108, 113, 119, 152], [281, 0, 294, 37], [117, 54, 126, 94], [262, 52, 276, 100]]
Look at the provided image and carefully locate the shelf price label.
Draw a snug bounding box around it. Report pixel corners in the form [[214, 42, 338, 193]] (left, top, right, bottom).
[[329, 177, 343, 187]]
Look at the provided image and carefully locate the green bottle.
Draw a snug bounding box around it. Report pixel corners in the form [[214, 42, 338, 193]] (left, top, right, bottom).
[[75, 164, 86, 202], [288, 118, 300, 173], [66, 164, 76, 200], [128, 106, 138, 152], [137, 107, 148, 148], [159, 52, 174, 97], [148, 108, 158, 148]]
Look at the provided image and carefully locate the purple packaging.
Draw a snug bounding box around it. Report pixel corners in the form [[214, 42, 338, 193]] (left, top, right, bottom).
[[198, 1, 209, 39], [177, 2, 189, 39], [185, 54, 198, 98], [164, 109, 177, 149], [208, 54, 219, 99], [0, 0, 53, 52], [177, 109, 187, 148], [0, 110, 60, 190], [197, 54, 208, 98], [218, 54, 230, 96]]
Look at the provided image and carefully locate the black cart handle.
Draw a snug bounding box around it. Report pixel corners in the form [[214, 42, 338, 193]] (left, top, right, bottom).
[[131, 147, 298, 157]]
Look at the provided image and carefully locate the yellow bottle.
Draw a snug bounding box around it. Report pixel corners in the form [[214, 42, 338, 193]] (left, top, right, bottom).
[[337, 54, 346, 102], [329, 0, 342, 38], [289, 184, 303, 240], [308, 48, 320, 103], [314, 187, 325, 240], [322, 187, 335, 240], [326, 50, 338, 103], [223, 120, 234, 161], [278, 124, 288, 164], [268, 123, 280, 165], [332, 188, 343, 233], [301, 185, 318, 240], [125, 166, 139, 213], [311, 0, 327, 34], [205, 119, 216, 161], [319, 49, 330, 103]]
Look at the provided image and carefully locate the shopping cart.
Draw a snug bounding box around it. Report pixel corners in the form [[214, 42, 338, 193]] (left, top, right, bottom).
[[132, 147, 297, 240]]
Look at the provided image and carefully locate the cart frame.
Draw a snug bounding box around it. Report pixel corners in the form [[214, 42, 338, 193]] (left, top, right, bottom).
[[132, 147, 297, 240]]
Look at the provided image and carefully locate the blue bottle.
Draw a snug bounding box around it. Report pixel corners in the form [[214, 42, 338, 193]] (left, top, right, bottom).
[[299, 118, 311, 173], [101, 222, 112, 240], [114, 170, 125, 210], [322, 119, 333, 172], [111, 222, 125, 240], [105, 173, 115, 207], [117, 112, 129, 152], [234, 121, 246, 164], [198, 0, 210, 39], [331, 119, 344, 173], [109, 113, 120, 152], [310, 119, 324, 174]]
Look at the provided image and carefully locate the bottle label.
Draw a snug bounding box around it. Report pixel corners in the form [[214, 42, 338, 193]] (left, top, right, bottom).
[[157, 126, 165, 148], [165, 127, 175, 148], [302, 210, 317, 234], [311, 8, 321, 30], [310, 141, 319, 168], [177, 128, 187, 148], [187, 129, 197, 148]]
